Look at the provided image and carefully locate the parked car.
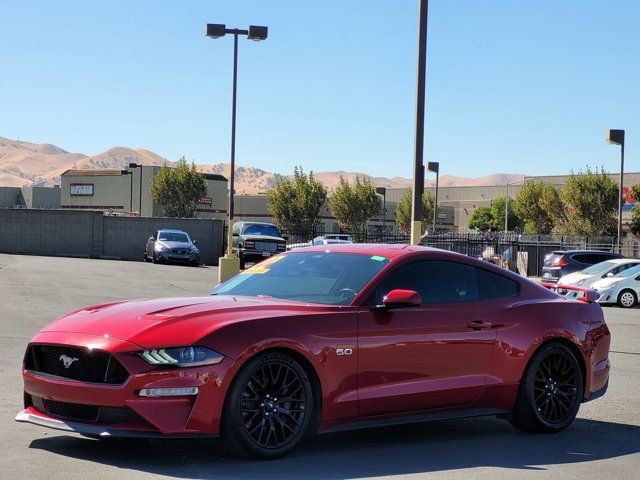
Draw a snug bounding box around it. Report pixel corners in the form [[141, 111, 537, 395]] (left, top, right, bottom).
[[558, 258, 640, 290], [541, 250, 623, 283], [232, 221, 286, 268], [144, 229, 200, 266], [591, 263, 640, 308], [17, 245, 610, 459], [288, 234, 354, 250]]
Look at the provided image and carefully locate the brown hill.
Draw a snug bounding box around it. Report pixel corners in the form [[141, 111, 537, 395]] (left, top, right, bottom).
[[0, 136, 526, 193]]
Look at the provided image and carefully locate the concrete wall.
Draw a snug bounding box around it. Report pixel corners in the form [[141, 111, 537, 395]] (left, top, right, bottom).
[[0, 209, 224, 265]]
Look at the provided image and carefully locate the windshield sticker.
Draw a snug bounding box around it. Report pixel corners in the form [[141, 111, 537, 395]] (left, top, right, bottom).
[[370, 255, 387, 262], [239, 254, 285, 274]]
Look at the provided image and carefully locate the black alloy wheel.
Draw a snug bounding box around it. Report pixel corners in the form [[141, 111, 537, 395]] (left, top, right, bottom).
[[221, 352, 313, 459], [510, 343, 583, 433]]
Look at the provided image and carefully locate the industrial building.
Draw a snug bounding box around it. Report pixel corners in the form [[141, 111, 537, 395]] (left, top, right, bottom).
[[60, 165, 228, 218], [0, 186, 61, 209]]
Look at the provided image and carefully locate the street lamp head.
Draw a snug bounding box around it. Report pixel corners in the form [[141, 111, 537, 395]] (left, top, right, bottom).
[[606, 129, 625, 146], [206, 24, 226, 39], [427, 161, 440, 173], [247, 25, 268, 41], [375, 187, 386, 196]]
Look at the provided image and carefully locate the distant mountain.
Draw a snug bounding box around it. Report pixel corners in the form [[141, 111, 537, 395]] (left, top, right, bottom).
[[0, 136, 526, 193]]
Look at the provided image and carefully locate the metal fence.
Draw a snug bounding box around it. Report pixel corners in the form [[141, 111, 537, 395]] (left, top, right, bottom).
[[223, 223, 640, 278]]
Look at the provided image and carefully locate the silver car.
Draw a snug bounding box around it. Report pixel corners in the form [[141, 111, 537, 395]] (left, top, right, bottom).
[[144, 229, 200, 266]]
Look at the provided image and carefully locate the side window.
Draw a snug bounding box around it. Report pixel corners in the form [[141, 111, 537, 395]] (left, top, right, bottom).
[[476, 268, 520, 300], [572, 254, 592, 264], [375, 260, 479, 304]]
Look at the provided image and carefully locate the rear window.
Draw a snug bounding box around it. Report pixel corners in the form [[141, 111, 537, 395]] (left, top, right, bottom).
[[476, 268, 520, 300], [582, 261, 617, 275]]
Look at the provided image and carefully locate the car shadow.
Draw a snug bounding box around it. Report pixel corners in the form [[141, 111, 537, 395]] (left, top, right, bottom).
[[28, 416, 640, 479]]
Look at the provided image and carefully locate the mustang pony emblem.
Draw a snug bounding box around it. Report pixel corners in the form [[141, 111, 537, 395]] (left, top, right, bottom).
[[59, 354, 79, 369]]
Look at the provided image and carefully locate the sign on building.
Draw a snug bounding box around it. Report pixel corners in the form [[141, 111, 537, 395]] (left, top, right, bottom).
[[70, 184, 94, 196]]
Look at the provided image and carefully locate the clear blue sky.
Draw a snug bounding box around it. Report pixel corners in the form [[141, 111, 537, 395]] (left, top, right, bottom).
[[1, 0, 638, 178]]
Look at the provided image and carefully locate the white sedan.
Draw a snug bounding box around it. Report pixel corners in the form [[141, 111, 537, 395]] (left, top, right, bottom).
[[558, 258, 640, 289], [591, 264, 640, 308]]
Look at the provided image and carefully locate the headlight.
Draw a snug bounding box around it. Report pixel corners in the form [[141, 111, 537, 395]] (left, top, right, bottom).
[[576, 279, 586, 286], [140, 346, 224, 367], [155, 243, 168, 251], [191, 247, 199, 253]]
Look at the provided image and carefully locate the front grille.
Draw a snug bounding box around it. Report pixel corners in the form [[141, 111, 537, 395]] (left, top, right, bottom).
[[25, 345, 129, 384], [171, 248, 189, 254], [254, 241, 278, 252], [31, 396, 143, 424], [43, 398, 99, 422]]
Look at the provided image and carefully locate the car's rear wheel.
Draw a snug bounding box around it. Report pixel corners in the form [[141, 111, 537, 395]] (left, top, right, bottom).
[[510, 343, 583, 433], [617, 289, 637, 308], [221, 352, 313, 459]]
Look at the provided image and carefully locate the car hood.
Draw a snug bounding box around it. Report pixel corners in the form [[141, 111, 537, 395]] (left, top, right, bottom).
[[40, 296, 332, 349], [241, 234, 286, 242], [157, 241, 194, 249], [558, 272, 590, 285]]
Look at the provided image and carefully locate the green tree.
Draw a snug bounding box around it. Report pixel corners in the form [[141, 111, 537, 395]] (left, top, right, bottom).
[[265, 167, 328, 234], [629, 184, 640, 237], [395, 190, 435, 235], [468, 205, 494, 231], [328, 176, 382, 241], [150, 157, 208, 218], [489, 195, 521, 231], [539, 183, 569, 234], [561, 167, 618, 236], [513, 180, 555, 234]]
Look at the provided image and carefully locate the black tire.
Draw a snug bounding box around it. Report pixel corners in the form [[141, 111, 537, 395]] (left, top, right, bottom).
[[510, 343, 583, 433], [143, 253, 149, 263], [220, 352, 314, 459], [617, 289, 637, 308], [239, 256, 246, 270], [151, 252, 158, 264]]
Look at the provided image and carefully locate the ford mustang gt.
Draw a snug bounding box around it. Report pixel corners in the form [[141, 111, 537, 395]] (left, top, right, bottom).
[[16, 245, 611, 459]]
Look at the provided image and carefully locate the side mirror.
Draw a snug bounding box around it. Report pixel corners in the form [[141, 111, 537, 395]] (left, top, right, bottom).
[[606, 272, 614, 278], [232, 232, 240, 237], [193, 240, 199, 245], [150, 236, 156, 241], [282, 235, 289, 241], [374, 289, 422, 310]]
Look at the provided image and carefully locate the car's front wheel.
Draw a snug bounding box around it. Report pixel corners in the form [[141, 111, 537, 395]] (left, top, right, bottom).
[[617, 289, 638, 308], [510, 343, 583, 433], [220, 352, 313, 459]]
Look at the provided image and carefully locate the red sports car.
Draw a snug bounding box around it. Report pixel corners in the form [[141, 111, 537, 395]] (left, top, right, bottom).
[[16, 245, 611, 459]]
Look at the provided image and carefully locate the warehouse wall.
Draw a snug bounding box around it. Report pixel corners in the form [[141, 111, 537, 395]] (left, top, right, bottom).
[[0, 209, 224, 265]]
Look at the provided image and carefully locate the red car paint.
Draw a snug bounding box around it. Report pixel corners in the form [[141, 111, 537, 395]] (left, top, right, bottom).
[[16, 244, 610, 437]]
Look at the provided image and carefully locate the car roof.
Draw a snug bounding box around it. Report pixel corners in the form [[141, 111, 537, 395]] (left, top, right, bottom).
[[237, 221, 277, 226], [551, 249, 619, 254], [289, 243, 444, 259], [606, 258, 640, 264]]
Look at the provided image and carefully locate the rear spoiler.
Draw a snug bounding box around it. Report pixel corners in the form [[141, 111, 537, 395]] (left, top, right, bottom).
[[540, 282, 600, 303]]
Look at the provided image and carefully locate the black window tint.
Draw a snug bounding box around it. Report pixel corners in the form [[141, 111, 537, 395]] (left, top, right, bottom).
[[476, 268, 520, 300], [375, 260, 479, 304]]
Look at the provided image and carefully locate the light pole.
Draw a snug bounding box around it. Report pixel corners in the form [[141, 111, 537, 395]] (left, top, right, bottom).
[[411, 0, 429, 245], [427, 162, 439, 233], [505, 182, 509, 232], [206, 23, 268, 282], [606, 129, 625, 247]]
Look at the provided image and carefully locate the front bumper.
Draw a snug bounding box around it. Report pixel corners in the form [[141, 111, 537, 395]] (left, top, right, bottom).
[[17, 332, 239, 437], [15, 407, 217, 439], [594, 287, 618, 304], [157, 250, 199, 263]]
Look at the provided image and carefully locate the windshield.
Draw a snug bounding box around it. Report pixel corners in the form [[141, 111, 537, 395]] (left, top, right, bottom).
[[582, 261, 617, 275], [614, 264, 640, 278], [210, 252, 390, 305], [158, 232, 190, 243], [243, 224, 281, 237]]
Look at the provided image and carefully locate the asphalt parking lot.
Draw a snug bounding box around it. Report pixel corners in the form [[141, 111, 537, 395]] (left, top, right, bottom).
[[1, 254, 638, 480]]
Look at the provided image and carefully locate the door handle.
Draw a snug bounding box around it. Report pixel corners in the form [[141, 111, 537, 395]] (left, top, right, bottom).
[[467, 320, 493, 330]]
